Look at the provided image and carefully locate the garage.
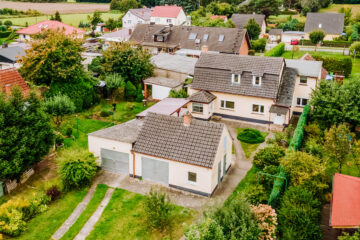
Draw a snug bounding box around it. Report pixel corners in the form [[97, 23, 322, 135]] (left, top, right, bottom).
[[143, 77, 184, 101], [101, 148, 129, 174], [141, 157, 169, 185]]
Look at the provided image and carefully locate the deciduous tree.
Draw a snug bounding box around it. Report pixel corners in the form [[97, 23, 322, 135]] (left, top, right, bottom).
[[309, 29, 325, 51], [245, 18, 261, 40], [43, 94, 76, 129]]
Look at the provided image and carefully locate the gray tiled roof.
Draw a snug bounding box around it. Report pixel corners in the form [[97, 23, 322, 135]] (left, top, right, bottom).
[[269, 28, 283, 35], [151, 53, 198, 75], [130, 24, 248, 54], [276, 67, 297, 107], [232, 14, 265, 29], [133, 112, 224, 168], [143, 76, 184, 88], [304, 13, 344, 34], [285, 59, 322, 78], [88, 119, 143, 144], [128, 8, 152, 21], [191, 53, 284, 99], [0, 46, 25, 62], [188, 90, 216, 103]]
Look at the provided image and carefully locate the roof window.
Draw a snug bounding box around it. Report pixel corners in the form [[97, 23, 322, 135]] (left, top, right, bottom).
[[218, 34, 224, 42], [203, 34, 209, 41], [189, 33, 197, 40]]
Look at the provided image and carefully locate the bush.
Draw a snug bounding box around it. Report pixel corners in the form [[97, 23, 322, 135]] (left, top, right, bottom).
[[312, 54, 352, 77], [100, 110, 110, 117], [250, 204, 277, 240], [125, 81, 137, 100], [55, 134, 64, 146], [289, 104, 310, 151], [46, 185, 61, 201], [264, 43, 285, 57], [350, 41, 360, 57], [65, 127, 73, 137], [250, 38, 267, 52], [237, 128, 265, 144], [110, 0, 138, 11], [253, 145, 285, 169], [125, 102, 135, 111], [135, 84, 144, 102], [168, 89, 188, 98], [300, 39, 352, 47], [246, 184, 269, 204], [58, 149, 98, 190], [0, 31, 11, 38], [248, 50, 255, 55]]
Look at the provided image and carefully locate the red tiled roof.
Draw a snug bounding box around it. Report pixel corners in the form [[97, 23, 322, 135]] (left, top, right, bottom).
[[0, 68, 30, 97], [151, 5, 182, 18], [331, 173, 360, 228], [16, 20, 85, 36], [210, 15, 227, 21]]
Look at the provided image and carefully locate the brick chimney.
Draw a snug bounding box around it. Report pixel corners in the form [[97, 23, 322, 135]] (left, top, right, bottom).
[[201, 45, 208, 53], [183, 112, 191, 126], [5, 84, 12, 97]]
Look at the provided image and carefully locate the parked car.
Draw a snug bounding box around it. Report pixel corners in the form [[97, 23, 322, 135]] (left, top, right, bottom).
[[291, 39, 299, 45]]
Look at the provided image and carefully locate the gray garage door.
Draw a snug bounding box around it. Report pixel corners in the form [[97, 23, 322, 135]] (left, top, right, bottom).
[[101, 148, 129, 174], [141, 157, 169, 185]]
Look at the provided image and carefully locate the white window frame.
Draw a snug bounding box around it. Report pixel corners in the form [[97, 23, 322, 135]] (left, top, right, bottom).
[[296, 98, 308, 107], [187, 171, 197, 185], [192, 102, 203, 113], [232, 74, 241, 84], [155, 18, 160, 22], [220, 100, 235, 110], [299, 76, 308, 84], [252, 104, 265, 114], [167, 18, 172, 23], [252, 76, 262, 86]]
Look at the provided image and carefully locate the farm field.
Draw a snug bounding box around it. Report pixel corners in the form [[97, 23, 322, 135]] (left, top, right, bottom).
[[0, 0, 109, 14], [320, 4, 360, 15], [0, 12, 122, 27]]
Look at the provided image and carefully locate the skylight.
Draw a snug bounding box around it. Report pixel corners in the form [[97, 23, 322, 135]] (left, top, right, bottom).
[[189, 33, 197, 40], [203, 34, 209, 41], [218, 34, 224, 42]]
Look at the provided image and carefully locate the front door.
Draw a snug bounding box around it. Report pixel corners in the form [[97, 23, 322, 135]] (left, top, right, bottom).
[[273, 114, 285, 125]]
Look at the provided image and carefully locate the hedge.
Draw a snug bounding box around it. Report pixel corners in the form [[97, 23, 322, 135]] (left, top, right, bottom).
[[268, 166, 286, 208], [250, 38, 267, 52], [264, 43, 285, 57], [300, 39, 352, 48], [289, 104, 310, 151], [76, 0, 110, 2], [0, 31, 12, 38], [237, 128, 265, 144], [312, 54, 352, 77]]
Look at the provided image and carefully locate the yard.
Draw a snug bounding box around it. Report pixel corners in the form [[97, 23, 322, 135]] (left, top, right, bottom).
[[320, 4, 360, 15], [237, 128, 268, 158]]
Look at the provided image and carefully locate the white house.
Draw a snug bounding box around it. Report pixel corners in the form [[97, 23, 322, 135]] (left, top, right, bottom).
[[150, 4, 188, 26], [88, 112, 232, 197], [122, 8, 152, 29]]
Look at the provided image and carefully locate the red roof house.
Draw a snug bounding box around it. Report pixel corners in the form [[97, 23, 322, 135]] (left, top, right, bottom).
[[0, 68, 30, 97], [150, 5, 187, 26], [16, 20, 85, 41], [330, 173, 360, 228]]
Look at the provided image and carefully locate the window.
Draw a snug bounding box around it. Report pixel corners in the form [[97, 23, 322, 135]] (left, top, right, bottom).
[[156, 35, 163, 42], [319, 23, 322, 28], [188, 172, 197, 182], [252, 76, 262, 86], [167, 19, 172, 23], [252, 104, 265, 113], [203, 34, 209, 41], [155, 18, 160, 22], [218, 34, 225, 42], [192, 103, 203, 113], [127, 20, 132, 24], [189, 33, 197, 40], [297, 98, 308, 107], [232, 74, 241, 84], [300, 76, 308, 84], [220, 100, 235, 110]]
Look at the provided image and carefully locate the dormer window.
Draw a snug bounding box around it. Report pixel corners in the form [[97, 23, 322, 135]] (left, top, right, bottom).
[[156, 35, 164, 42], [252, 76, 262, 86], [232, 74, 240, 84]]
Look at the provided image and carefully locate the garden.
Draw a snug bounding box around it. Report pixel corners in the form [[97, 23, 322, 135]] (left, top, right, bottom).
[[236, 128, 268, 158]]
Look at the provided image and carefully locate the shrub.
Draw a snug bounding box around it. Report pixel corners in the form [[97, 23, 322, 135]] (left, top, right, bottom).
[[46, 185, 61, 201], [246, 184, 269, 204], [55, 134, 64, 146], [250, 204, 277, 240], [125, 81, 137, 100], [65, 127, 73, 137], [125, 102, 135, 111], [350, 41, 360, 57], [264, 43, 285, 57], [250, 38, 267, 52], [312, 54, 352, 77], [58, 149, 98, 190], [0, 31, 11, 38], [339, 229, 360, 240], [135, 84, 144, 102], [4, 20, 12, 28], [100, 110, 110, 117], [248, 50, 255, 55], [253, 145, 285, 169], [168, 89, 188, 98], [237, 128, 265, 144]]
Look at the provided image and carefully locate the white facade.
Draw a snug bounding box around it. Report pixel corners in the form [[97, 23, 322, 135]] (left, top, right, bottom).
[[122, 10, 150, 29], [281, 32, 305, 43], [150, 9, 187, 26]]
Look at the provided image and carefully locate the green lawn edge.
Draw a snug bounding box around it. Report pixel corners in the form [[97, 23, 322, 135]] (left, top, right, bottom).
[[237, 128, 268, 158], [60, 184, 109, 240]]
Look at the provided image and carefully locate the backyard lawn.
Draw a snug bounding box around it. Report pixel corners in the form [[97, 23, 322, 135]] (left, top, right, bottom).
[[320, 4, 360, 15], [237, 128, 268, 158], [86, 188, 196, 240]]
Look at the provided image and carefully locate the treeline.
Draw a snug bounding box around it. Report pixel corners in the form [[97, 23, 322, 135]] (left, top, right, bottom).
[[0, 8, 42, 16], [333, 0, 360, 3], [4, 0, 65, 2]]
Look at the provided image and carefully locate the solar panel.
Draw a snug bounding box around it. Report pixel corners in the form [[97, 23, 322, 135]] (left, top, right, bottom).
[[188, 33, 197, 40], [203, 34, 209, 41], [218, 34, 224, 42]]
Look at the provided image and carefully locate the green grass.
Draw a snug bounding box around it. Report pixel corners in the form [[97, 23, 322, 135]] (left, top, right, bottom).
[[14, 188, 88, 240], [320, 4, 360, 15], [1, 12, 123, 27], [61, 184, 109, 240], [86, 188, 196, 240], [237, 128, 268, 159]]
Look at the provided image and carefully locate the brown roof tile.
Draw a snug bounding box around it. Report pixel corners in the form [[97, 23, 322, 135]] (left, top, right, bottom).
[[188, 90, 216, 103], [0, 68, 30, 97]]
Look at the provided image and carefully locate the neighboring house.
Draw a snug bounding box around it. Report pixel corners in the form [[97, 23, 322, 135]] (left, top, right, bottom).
[[130, 24, 250, 55], [269, 29, 283, 42], [89, 112, 232, 196], [281, 31, 305, 43], [330, 173, 360, 229], [143, 53, 197, 100], [300, 53, 328, 79], [231, 14, 266, 38], [97, 29, 132, 49], [0, 68, 30, 97], [0, 46, 25, 70], [136, 97, 189, 118], [150, 4, 187, 26], [304, 13, 344, 41], [285, 59, 322, 115], [122, 8, 152, 29], [187, 53, 321, 126], [16, 20, 85, 41]]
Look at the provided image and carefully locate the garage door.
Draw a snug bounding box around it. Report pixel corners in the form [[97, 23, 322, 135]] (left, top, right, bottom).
[[152, 85, 172, 100], [141, 157, 169, 185], [101, 148, 129, 174]]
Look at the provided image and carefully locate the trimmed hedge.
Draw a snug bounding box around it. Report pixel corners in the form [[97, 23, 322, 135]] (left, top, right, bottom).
[[250, 38, 267, 52], [237, 128, 265, 144], [312, 54, 352, 77], [289, 104, 310, 151], [268, 166, 286, 208], [264, 43, 285, 57], [300, 39, 352, 47], [0, 31, 11, 38]]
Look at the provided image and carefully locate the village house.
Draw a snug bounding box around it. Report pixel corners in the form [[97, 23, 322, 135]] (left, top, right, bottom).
[[231, 14, 266, 38], [0, 46, 25, 70], [0, 68, 30, 97], [304, 13, 345, 41], [122, 8, 152, 29], [130, 24, 250, 56], [88, 112, 232, 196], [187, 53, 322, 126], [16, 20, 85, 41], [150, 4, 188, 26], [268, 29, 283, 43], [97, 29, 132, 49]]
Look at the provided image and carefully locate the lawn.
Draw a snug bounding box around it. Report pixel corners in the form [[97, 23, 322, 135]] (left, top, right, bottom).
[[320, 4, 360, 15], [1, 12, 123, 27], [14, 188, 88, 240], [61, 184, 109, 240], [86, 188, 196, 240], [237, 128, 268, 158]]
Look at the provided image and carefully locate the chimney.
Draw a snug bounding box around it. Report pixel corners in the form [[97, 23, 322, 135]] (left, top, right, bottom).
[[183, 112, 191, 126], [201, 45, 208, 53], [5, 84, 12, 97]]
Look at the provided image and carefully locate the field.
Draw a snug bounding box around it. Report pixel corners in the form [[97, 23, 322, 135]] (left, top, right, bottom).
[[1, 12, 123, 27], [0, 0, 109, 14], [320, 4, 360, 15]]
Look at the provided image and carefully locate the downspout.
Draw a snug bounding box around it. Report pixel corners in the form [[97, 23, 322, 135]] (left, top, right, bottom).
[[131, 150, 135, 178]]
